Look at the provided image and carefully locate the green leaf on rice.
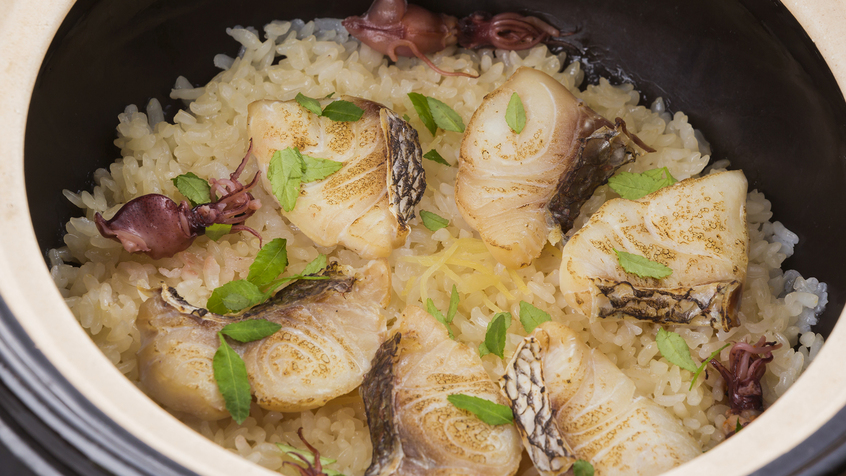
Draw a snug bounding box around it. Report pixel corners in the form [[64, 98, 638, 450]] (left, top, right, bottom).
[[172, 172, 211, 207], [208, 280, 265, 314], [426, 298, 454, 340], [276, 443, 346, 475], [301, 254, 328, 276], [321, 100, 364, 122], [482, 312, 511, 359], [420, 210, 449, 231], [656, 328, 698, 373], [295, 92, 324, 116], [402, 113, 411, 122], [608, 167, 678, 200], [689, 342, 731, 390], [573, 459, 595, 476], [447, 285, 459, 323], [505, 92, 526, 134], [614, 249, 673, 279], [408, 92, 437, 136], [221, 319, 282, 343], [213, 333, 252, 424], [205, 223, 232, 241], [447, 394, 513, 425], [478, 342, 491, 357], [247, 238, 289, 289], [301, 154, 344, 182], [427, 97, 465, 133], [423, 149, 451, 166], [518, 301, 551, 333], [268, 148, 305, 212]]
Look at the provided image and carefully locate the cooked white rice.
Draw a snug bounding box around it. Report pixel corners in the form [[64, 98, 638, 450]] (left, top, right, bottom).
[[48, 17, 828, 476]]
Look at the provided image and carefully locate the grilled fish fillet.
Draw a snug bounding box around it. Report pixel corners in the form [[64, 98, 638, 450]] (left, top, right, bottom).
[[361, 306, 522, 476], [501, 322, 701, 476], [560, 170, 748, 331], [137, 260, 390, 419], [248, 97, 425, 259]]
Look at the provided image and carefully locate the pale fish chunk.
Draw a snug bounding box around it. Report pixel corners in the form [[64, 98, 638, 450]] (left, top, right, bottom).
[[501, 322, 701, 476], [361, 306, 522, 476], [248, 97, 425, 259], [137, 260, 390, 419], [559, 170, 748, 331], [456, 67, 644, 269]]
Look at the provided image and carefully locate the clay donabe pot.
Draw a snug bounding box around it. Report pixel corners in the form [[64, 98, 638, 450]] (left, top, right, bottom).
[[0, 0, 845, 474]]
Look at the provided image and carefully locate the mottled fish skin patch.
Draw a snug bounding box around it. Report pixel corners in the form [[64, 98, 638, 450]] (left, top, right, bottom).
[[360, 333, 403, 476], [382, 109, 425, 230]]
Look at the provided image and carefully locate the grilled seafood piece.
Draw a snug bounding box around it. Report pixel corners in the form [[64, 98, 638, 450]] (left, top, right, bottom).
[[456, 67, 647, 269], [137, 260, 390, 419], [361, 306, 522, 476], [500, 322, 701, 476], [248, 97, 425, 259], [559, 170, 748, 331]]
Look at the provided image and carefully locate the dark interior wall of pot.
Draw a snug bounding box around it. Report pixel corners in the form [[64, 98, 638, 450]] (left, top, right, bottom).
[[26, 0, 846, 338]]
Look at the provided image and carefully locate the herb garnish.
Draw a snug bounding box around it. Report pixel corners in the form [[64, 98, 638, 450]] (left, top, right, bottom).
[[574, 459, 595, 476], [294, 93, 364, 122], [608, 167, 677, 200], [407, 93, 466, 134], [173, 172, 212, 207], [420, 210, 449, 231], [423, 149, 451, 166], [735, 419, 743, 434], [213, 332, 252, 424], [519, 301, 551, 333], [656, 328, 698, 373], [447, 394, 513, 425], [267, 147, 344, 212], [614, 249, 673, 279], [505, 92, 526, 134], [689, 342, 731, 390], [204, 223, 232, 241], [276, 442, 346, 476], [426, 285, 459, 339], [479, 312, 511, 359]]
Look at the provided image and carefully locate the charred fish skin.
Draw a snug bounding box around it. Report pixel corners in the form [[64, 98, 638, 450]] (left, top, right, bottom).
[[501, 337, 576, 476], [248, 97, 426, 259], [560, 170, 749, 332], [361, 306, 522, 476], [456, 67, 640, 269], [137, 260, 390, 419], [504, 322, 701, 476]]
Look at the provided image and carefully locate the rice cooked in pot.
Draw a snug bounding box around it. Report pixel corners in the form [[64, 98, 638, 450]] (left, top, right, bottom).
[[48, 17, 828, 476]]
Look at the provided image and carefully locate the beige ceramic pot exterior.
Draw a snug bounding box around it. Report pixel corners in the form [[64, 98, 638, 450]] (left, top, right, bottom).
[[0, 1, 845, 475]]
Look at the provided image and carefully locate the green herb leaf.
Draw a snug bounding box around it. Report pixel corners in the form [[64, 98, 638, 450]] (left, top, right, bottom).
[[447, 394, 513, 425], [213, 333, 252, 424], [426, 298, 454, 339], [446, 285, 459, 323], [420, 210, 449, 231], [408, 92, 437, 136], [268, 148, 305, 212], [325, 92, 335, 98], [689, 342, 731, 390], [295, 92, 324, 116], [483, 312, 511, 359], [207, 280, 265, 314], [478, 342, 491, 357], [221, 319, 282, 343], [574, 459, 595, 476], [423, 149, 451, 166], [656, 328, 698, 373], [519, 301, 551, 333], [736, 419, 743, 434], [321, 100, 364, 122], [301, 254, 328, 276], [427, 97, 465, 133], [172, 172, 211, 207], [205, 223, 232, 241], [505, 92, 526, 134], [247, 238, 289, 289], [276, 443, 345, 475], [614, 249, 673, 279], [608, 167, 678, 200], [402, 113, 411, 122], [301, 154, 344, 182]]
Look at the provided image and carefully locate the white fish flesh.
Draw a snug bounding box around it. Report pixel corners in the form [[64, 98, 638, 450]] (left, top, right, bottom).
[[559, 170, 748, 331], [456, 67, 645, 269], [248, 97, 425, 259], [361, 306, 523, 476], [500, 322, 701, 476], [137, 260, 390, 419]]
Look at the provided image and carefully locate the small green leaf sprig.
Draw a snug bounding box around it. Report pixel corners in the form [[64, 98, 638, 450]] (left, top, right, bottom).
[[608, 167, 678, 200], [574, 459, 595, 476], [267, 147, 344, 212], [656, 328, 732, 390], [505, 92, 526, 134], [615, 249, 673, 279], [426, 285, 460, 339], [407, 92, 465, 135], [295, 93, 364, 122], [478, 301, 550, 360], [447, 394, 513, 426], [420, 210, 449, 231], [172, 173, 234, 240]]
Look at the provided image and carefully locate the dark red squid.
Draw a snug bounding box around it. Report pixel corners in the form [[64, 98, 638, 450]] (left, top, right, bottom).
[[95, 145, 262, 260], [710, 336, 782, 437], [283, 428, 332, 476], [342, 0, 561, 77]]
